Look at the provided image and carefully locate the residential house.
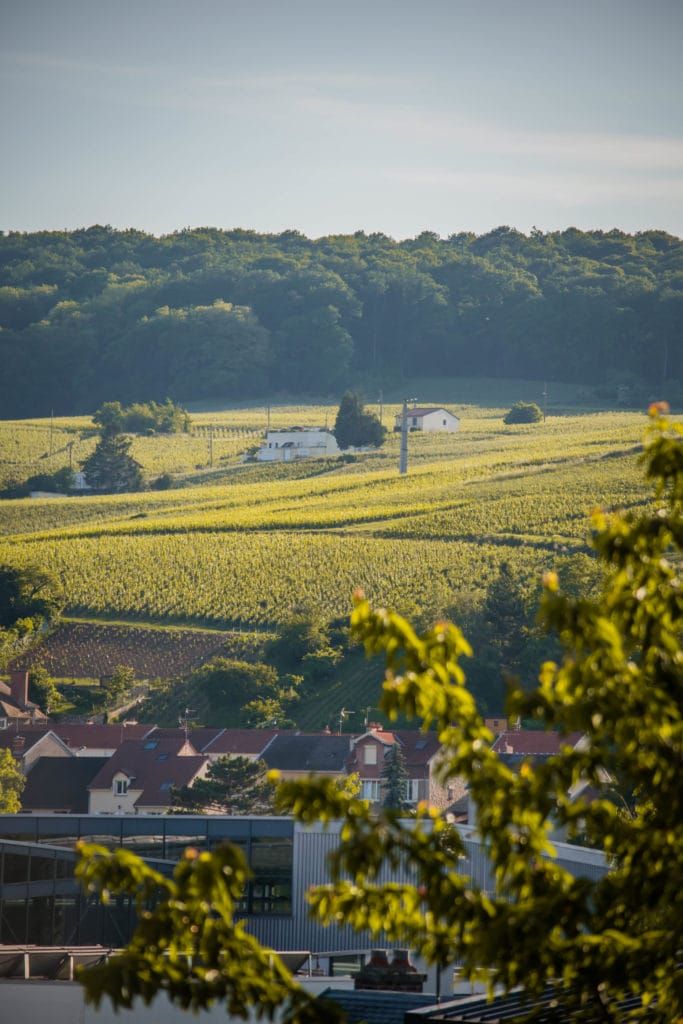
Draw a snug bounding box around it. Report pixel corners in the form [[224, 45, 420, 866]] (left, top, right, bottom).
[[87, 736, 209, 814], [20, 756, 109, 813], [393, 407, 460, 433], [202, 727, 280, 762], [261, 733, 351, 780], [256, 428, 340, 462], [491, 728, 585, 765], [0, 670, 47, 727], [48, 721, 154, 757], [347, 728, 462, 809], [0, 727, 73, 774]]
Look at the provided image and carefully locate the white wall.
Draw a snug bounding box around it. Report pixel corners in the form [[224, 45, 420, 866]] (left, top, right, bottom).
[[0, 976, 354, 1024]]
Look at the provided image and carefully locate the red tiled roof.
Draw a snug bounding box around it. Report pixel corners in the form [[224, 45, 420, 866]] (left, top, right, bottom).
[[49, 722, 154, 750], [491, 730, 584, 756], [393, 730, 442, 766], [203, 728, 283, 756]]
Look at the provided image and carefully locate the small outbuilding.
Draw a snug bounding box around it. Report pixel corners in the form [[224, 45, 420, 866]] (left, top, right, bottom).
[[393, 407, 459, 433]]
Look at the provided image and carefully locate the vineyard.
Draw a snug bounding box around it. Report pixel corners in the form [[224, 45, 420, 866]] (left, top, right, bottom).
[[8, 620, 258, 680], [0, 405, 652, 635]]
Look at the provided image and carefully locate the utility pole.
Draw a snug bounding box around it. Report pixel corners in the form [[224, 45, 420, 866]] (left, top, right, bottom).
[[542, 383, 548, 423], [399, 397, 416, 475], [209, 425, 214, 468], [378, 389, 384, 426], [50, 409, 54, 457], [266, 404, 271, 435]]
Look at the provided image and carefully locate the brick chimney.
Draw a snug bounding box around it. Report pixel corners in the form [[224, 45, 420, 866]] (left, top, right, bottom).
[[355, 949, 425, 993], [9, 670, 29, 708], [11, 734, 26, 756]]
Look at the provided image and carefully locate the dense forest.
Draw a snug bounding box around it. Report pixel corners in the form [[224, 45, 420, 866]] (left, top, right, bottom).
[[0, 225, 681, 417]]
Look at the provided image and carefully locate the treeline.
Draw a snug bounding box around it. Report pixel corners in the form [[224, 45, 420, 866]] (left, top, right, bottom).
[[0, 225, 681, 417]]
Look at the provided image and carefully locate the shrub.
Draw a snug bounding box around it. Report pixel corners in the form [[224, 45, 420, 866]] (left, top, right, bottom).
[[503, 401, 543, 424]]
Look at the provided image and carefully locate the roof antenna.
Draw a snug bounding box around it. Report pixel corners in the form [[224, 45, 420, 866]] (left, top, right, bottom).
[[338, 707, 355, 735], [179, 708, 196, 742]]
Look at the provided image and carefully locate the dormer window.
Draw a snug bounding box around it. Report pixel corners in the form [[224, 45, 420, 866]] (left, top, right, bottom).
[[114, 778, 129, 796], [363, 744, 378, 765]]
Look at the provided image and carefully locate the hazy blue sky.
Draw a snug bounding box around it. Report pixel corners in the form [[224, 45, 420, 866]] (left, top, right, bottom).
[[2, 0, 682, 238]]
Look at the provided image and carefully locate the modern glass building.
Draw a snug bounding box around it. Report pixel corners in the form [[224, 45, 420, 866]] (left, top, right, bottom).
[[0, 815, 607, 952], [0, 815, 293, 947]]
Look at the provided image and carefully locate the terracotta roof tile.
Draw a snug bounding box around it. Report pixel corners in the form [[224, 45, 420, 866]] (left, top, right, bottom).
[[491, 730, 584, 756]]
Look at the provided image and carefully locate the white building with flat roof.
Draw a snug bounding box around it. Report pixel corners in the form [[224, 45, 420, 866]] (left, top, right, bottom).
[[257, 428, 340, 462]]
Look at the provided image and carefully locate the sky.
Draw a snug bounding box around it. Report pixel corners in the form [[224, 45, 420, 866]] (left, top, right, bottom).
[[1, 0, 682, 240]]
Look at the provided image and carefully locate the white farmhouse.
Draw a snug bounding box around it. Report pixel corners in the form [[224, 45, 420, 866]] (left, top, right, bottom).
[[393, 406, 460, 432], [256, 427, 340, 462]]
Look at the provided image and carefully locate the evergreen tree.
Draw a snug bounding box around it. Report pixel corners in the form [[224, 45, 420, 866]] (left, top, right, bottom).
[[170, 756, 275, 815], [333, 391, 385, 449], [381, 742, 409, 810], [81, 433, 143, 493]]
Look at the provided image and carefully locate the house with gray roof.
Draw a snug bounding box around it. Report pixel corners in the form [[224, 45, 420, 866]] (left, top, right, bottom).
[[87, 736, 209, 814]]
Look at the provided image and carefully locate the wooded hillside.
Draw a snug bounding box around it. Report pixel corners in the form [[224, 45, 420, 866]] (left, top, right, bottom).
[[0, 225, 681, 417]]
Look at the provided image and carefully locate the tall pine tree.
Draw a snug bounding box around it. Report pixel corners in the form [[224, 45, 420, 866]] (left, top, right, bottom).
[[81, 433, 143, 493]]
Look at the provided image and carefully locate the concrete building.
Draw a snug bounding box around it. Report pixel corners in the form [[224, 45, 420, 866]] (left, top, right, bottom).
[[256, 428, 340, 461]]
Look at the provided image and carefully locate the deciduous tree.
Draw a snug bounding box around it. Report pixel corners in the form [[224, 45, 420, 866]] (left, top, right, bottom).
[[0, 563, 64, 629], [0, 748, 25, 813]]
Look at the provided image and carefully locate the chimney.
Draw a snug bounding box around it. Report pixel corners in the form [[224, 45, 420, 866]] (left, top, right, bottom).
[[355, 948, 425, 993], [9, 671, 29, 708], [11, 735, 26, 756]]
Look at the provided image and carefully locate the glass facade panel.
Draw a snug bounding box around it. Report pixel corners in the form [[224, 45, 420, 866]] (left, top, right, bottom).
[[30, 853, 56, 883], [1, 898, 27, 942], [27, 895, 55, 945], [249, 837, 292, 915], [3, 851, 27, 884], [53, 895, 80, 945], [37, 816, 83, 846]]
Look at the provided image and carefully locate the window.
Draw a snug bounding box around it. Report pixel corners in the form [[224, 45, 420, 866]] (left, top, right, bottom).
[[157, 752, 169, 761], [363, 744, 377, 765], [114, 778, 128, 796], [160, 782, 174, 790], [143, 741, 158, 750], [361, 780, 381, 802], [404, 779, 421, 804]]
